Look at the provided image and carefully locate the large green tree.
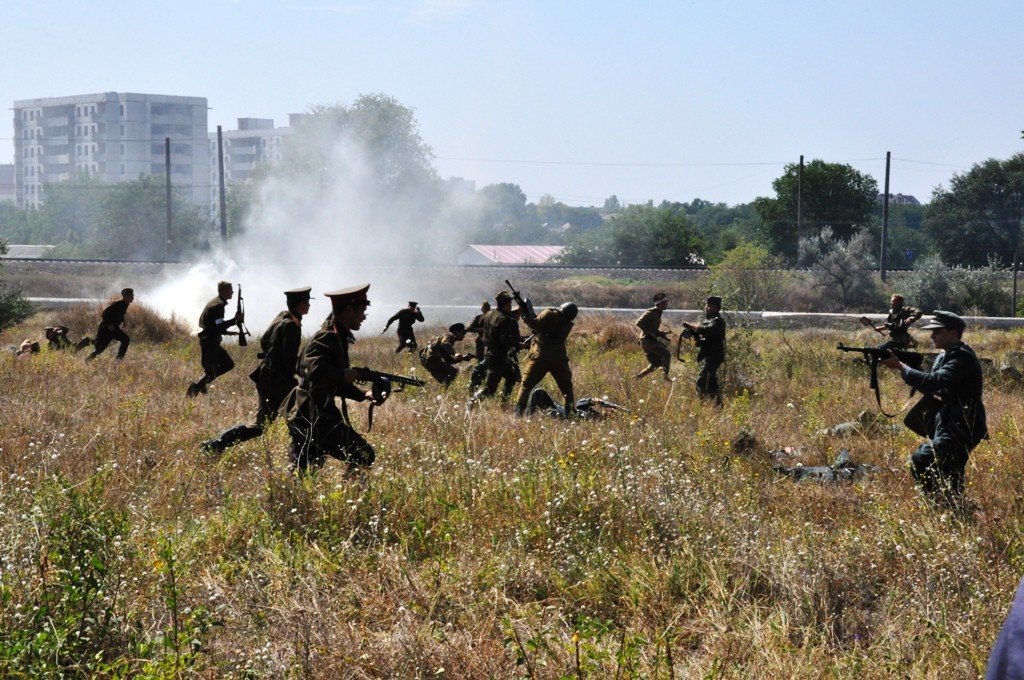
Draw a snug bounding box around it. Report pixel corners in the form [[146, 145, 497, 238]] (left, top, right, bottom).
[[558, 202, 704, 266], [924, 154, 1024, 267], [754, 160, 878, 263], [267, 93, 442, 263]]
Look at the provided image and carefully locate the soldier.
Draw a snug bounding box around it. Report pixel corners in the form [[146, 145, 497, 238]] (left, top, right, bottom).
[[282, 284, 384, 474], [186, 281, 244, 397], [513, 302, 577, 417], [382, 301, 424, 353], [201, 287, 312, 453], [467, 300, 491, 391], [419, 323, 472, 387], [879, 310, 987, 509], [874, 293, 923, 349], [45, 325, 92, 352], [634, 292, 672, 380], [86, 288, 134, 361], [470, 291, 521, 405], [682, 295, 726, 406]]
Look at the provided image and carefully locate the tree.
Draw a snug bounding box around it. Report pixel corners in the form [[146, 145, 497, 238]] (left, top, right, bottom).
[[0, 239, 33, 330], [924, 154, 1024, 267], [264, 93, 442, 263], [710, 242, 789, 311], [798, 227, 880, 311], [754, 160, 878, 263], [558, 202, 704, 266]]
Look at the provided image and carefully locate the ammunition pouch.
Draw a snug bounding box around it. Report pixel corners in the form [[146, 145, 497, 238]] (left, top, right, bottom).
[[904, 394, 940, 438]]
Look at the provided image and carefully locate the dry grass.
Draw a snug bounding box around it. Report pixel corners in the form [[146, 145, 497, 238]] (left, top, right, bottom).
[[0, 312, 1021, 678]]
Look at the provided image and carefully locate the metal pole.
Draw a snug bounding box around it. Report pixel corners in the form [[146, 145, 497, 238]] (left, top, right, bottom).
[[797, 155, 803, 259], [880, 151, 890, 282], [164, 137, 172, 262], [217, 126, 227, 240]]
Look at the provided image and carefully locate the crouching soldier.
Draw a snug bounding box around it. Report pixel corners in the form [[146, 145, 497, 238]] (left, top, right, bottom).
[[281, 284, 385, 474], [419, 323, 472, 387]]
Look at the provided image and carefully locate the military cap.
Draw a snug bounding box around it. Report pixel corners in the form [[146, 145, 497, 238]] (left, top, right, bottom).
[[920, 310, 966, 333], [653, 292, 668, 303], [284, 286, 313, 302], [324, 284, 370, 308], [448, 322, 466, 334], [495, 291, 513, 305], [408, 301, 418, 307], [706, 295, 723, 307]]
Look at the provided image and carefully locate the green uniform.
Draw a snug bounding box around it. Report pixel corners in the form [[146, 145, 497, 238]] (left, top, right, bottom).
[[203, 310, 304, 453], [383, 307, 425, 353], [88, 299, 131, 360], [693, 313, 725, 405], [635, 305, 671, 376], [283, 325, 375, 472], [514, 307, 575, 415], [474, 308, 520, 400]]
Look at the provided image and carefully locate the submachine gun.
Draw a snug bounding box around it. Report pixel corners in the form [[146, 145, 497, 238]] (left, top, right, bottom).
[[836, 344, 924, 417], [350, 367, 427, 431], [236, 284, 252, 347], [505, 280, 536, 320]]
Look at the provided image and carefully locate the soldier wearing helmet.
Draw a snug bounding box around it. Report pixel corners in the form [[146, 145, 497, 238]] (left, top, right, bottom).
[[513, 301, 578, 417]]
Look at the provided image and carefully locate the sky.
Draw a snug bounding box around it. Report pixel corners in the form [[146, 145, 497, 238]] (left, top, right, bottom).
[[3, 0, 1023, 209]]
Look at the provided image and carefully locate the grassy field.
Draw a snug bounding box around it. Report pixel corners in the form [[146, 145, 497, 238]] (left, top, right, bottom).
[[1, 308, 1022, 678]]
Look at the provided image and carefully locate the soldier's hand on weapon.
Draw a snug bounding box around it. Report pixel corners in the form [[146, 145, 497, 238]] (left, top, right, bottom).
[[878, 353, 904, 371]]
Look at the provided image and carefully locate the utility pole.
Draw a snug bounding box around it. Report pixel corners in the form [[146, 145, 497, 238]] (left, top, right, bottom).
[[217, 126, 227, 241], [164, 138, 172, 262], [880, 151, 891, 282], [797, 155, 804, 255]]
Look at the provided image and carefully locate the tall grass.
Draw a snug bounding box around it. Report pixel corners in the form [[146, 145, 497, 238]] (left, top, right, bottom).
[[0, 313, 1021, 678]]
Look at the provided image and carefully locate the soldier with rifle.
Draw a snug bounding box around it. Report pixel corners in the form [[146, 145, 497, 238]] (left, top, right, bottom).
[[862, 293, 923, 350], [681, 295, 726, 406], [470, 290, 522, 407], [419, 322, 472, 387], [634, 291, 672, 380], [186, 281, 245, 397], [382, 301, 424, 353], [879, 310, 987, 510], [281, 284, 424, 474], [510, 281, 578, 418], [201, 286, 312, 454]]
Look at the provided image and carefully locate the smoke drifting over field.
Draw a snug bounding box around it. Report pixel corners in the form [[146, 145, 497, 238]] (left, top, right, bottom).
[[149, 121, 460, 335]]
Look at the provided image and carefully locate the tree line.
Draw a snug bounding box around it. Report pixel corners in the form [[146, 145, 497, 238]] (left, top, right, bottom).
[[0, 94, 1021, 273]]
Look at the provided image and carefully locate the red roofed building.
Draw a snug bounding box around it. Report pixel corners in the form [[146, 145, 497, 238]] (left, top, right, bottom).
[[458, 244, 566, 265]]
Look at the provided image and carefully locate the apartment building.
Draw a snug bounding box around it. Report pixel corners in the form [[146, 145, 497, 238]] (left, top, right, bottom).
[[13, 92, 209, 208], [208, 116, 296, 214]]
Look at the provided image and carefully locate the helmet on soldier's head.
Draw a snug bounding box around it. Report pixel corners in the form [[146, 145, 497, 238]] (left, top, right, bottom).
[[559, 302, 578, 321]]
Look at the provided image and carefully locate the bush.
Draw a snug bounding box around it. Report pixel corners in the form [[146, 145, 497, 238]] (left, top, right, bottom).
[[55, 301, 190, 345]]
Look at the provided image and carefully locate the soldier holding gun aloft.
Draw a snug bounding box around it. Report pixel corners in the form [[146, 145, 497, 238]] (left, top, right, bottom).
[[382, 301, 424, 353]]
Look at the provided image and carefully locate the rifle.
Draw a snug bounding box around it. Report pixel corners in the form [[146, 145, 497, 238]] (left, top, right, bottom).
[[236, 284, 251, 347], [352, 367, 426, 392], [582, 397, 629, 412], [859, 316, 887, 336], [674, 326, 695, 361], [505, 279, 536, 320], [836, 344, 925, 417]]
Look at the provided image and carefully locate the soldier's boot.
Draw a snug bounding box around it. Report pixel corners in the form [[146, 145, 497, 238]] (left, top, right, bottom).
[[563, 393, 577, 419], [202, 424, 259, 454], [513, 393, 529, 417], [186, 378, 209, 398]]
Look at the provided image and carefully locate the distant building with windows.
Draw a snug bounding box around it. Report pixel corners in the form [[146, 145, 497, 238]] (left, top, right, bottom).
[[12, 92, 209, 208], [207, 115, 304, 215], [0, 164, 15, 204]]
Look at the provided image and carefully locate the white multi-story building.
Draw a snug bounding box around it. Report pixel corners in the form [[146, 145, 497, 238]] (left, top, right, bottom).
[[208, 116, 297, 215], [13, 92, 209, 208]]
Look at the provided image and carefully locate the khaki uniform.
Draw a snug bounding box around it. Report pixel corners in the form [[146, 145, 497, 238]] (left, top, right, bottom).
[[419, 330, 464, 386], [636, 305, 671, 375], [514, 308, 575, 414], [884, 305, 923, 349]]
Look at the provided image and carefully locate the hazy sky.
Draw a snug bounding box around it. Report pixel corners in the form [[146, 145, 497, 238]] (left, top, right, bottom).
[[3, 0, 1022, 207]]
